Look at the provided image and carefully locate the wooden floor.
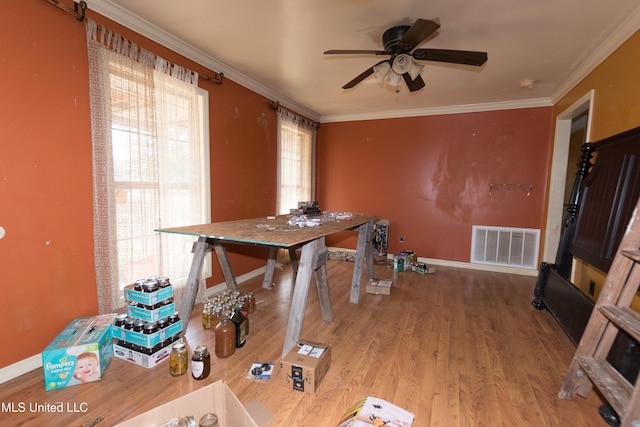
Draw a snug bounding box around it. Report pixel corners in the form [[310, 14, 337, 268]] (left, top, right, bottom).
[[0, 261, 608, 426]]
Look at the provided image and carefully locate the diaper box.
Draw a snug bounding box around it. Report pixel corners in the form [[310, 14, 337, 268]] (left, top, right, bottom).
[[42, 314, 115, 391]]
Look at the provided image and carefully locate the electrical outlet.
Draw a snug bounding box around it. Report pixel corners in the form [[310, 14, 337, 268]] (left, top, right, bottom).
[[399, 235, 404, 243]]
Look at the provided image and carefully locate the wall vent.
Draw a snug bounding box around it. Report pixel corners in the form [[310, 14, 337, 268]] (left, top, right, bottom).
[[471, 226, 540, 269]]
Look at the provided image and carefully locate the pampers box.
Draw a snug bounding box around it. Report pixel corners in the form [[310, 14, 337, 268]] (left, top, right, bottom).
[[42, 314, 115, 391]]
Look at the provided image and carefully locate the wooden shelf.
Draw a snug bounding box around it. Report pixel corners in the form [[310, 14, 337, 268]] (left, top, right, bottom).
[[576, 356, 632, 417], [598, 305, 640, 343]]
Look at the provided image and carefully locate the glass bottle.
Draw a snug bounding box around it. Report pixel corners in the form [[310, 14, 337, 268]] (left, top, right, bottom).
[[201, 302, 212, 329], [191, 345, 210, 380], [230, 305, 248, 348], [169, 341, 188, 376], [210, 306, 222, 330], [157, 416, 197, 427], [214, 313, 235, 358], [246, 292, 256, 314], [198, 413, 219, 427]]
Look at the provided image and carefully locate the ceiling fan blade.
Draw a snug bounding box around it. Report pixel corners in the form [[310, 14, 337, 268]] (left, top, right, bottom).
[[324, 49, 387, 55], [399, 19, 440, 51], [341, 60, 388, 89], [412, 49, 488, 66], [402, 72, 426, 92]]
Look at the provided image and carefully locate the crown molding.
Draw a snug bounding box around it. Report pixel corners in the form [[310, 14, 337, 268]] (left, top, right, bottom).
[[89, 1, 639, 124], [88, 1, 321, 122], [550, 5, 640, 103], [320, 98, 553, 123]]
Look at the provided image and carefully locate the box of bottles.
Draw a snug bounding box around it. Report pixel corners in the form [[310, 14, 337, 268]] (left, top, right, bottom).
[[42, 314, 115, 391], [111, 319, 183, 348], [112, 337, 178, 369], [124, 283, 173, 306], [126, 301, 176, 322], [114, 380, 268, 426]]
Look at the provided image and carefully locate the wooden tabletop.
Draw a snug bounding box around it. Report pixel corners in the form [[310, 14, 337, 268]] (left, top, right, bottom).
[[155, 213, 375, 248]]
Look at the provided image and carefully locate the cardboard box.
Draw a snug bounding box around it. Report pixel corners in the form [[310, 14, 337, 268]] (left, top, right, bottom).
[[281, 340, 331, 394], [126, 301, 175, 322], [115, 381, 271, 427], [412, 262, 436, 274], [366, 279, 392, 295], [112, 338, 176, 369], [123, 283, 173, 306], [110, 319, 182, 348], [42, 314, 115, 391]]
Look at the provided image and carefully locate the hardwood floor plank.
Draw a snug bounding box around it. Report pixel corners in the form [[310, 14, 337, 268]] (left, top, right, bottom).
[[0, 262, 608, 426]]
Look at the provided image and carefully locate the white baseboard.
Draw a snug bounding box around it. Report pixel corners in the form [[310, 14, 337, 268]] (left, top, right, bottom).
[[0, 266, 268, 385], [0, 354, 42, 385], [326, 247, 539, 277]]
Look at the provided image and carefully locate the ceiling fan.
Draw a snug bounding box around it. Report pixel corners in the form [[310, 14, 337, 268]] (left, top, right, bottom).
[[324, 18, 488, 92]]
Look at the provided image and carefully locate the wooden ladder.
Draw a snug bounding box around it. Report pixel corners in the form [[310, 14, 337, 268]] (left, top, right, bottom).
[[559, 205, 640, 426]]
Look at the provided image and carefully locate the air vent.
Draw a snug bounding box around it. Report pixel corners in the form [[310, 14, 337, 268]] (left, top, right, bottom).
[[471, 226, 540, 269]]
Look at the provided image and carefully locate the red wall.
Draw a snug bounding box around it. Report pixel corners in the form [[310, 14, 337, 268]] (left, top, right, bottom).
[[0, 1, 275, 368], [317, 108, 554, 261]]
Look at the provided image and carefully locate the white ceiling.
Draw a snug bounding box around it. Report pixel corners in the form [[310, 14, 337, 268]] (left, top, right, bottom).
[[91, 1, 640, 122]]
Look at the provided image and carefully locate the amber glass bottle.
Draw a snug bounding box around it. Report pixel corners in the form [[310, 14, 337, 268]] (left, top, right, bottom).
[[214, 313, 235, 358], [230, 306, 248, 348]]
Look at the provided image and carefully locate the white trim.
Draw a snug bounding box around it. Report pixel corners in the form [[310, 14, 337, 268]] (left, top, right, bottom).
[[542, 90, 595, 264], [0, 355, 42, 385], [89, 1, 321, 123], [550, 6, 640, 104], [205, 266, 267, 297], [320, 98, 553, 123], [89, 2, 640, 124], [326, 247, 539, 277]]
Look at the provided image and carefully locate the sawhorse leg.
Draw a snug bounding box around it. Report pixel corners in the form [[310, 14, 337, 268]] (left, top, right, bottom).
[[350, 219, 375, 304], [282, 237, 331, 357], [212, 241, 238, 291], [179, 238, 238, 324], [262, 246, 301, 289], [179, 236, 210, 323]]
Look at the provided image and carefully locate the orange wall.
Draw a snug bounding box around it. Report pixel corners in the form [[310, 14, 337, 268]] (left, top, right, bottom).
[[554, 30, 640, 142], [318, 108, 554, 261], [553, 30, 640, 303], [0, 1, 275, 368], [1, 2, 636, 371]]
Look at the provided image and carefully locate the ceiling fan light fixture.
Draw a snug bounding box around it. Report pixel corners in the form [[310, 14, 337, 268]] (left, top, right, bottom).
[[392, 54, 412, 75], [373, 62, 391, 83], [407, 61, 424, 80], [386, 71, 403, 87]]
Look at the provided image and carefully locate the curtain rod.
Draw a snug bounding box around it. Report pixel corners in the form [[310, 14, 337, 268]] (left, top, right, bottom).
[[44, 0, 223, 85]]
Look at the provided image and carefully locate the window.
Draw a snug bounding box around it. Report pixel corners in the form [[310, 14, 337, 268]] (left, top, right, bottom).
[[86, 20, 210, 313], [276, 109, 317, 215]]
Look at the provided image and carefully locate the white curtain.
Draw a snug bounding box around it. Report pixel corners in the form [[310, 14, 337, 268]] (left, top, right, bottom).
[[276, 108, 318, 215], [86, 19, 207, 313]]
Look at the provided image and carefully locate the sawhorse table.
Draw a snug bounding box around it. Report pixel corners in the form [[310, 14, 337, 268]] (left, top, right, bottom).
[[156, 214, 376, 357]]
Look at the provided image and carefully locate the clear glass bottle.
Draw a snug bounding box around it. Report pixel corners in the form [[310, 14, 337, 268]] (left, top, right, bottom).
[[210, 306, 222, 330], [198, 413, 219, 427], [169, 341, 188, 376], [201, 302, 212, 329], [191, 345, 210, 380], [214, 313, 235, 358], [157, 415, 197, 427]]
